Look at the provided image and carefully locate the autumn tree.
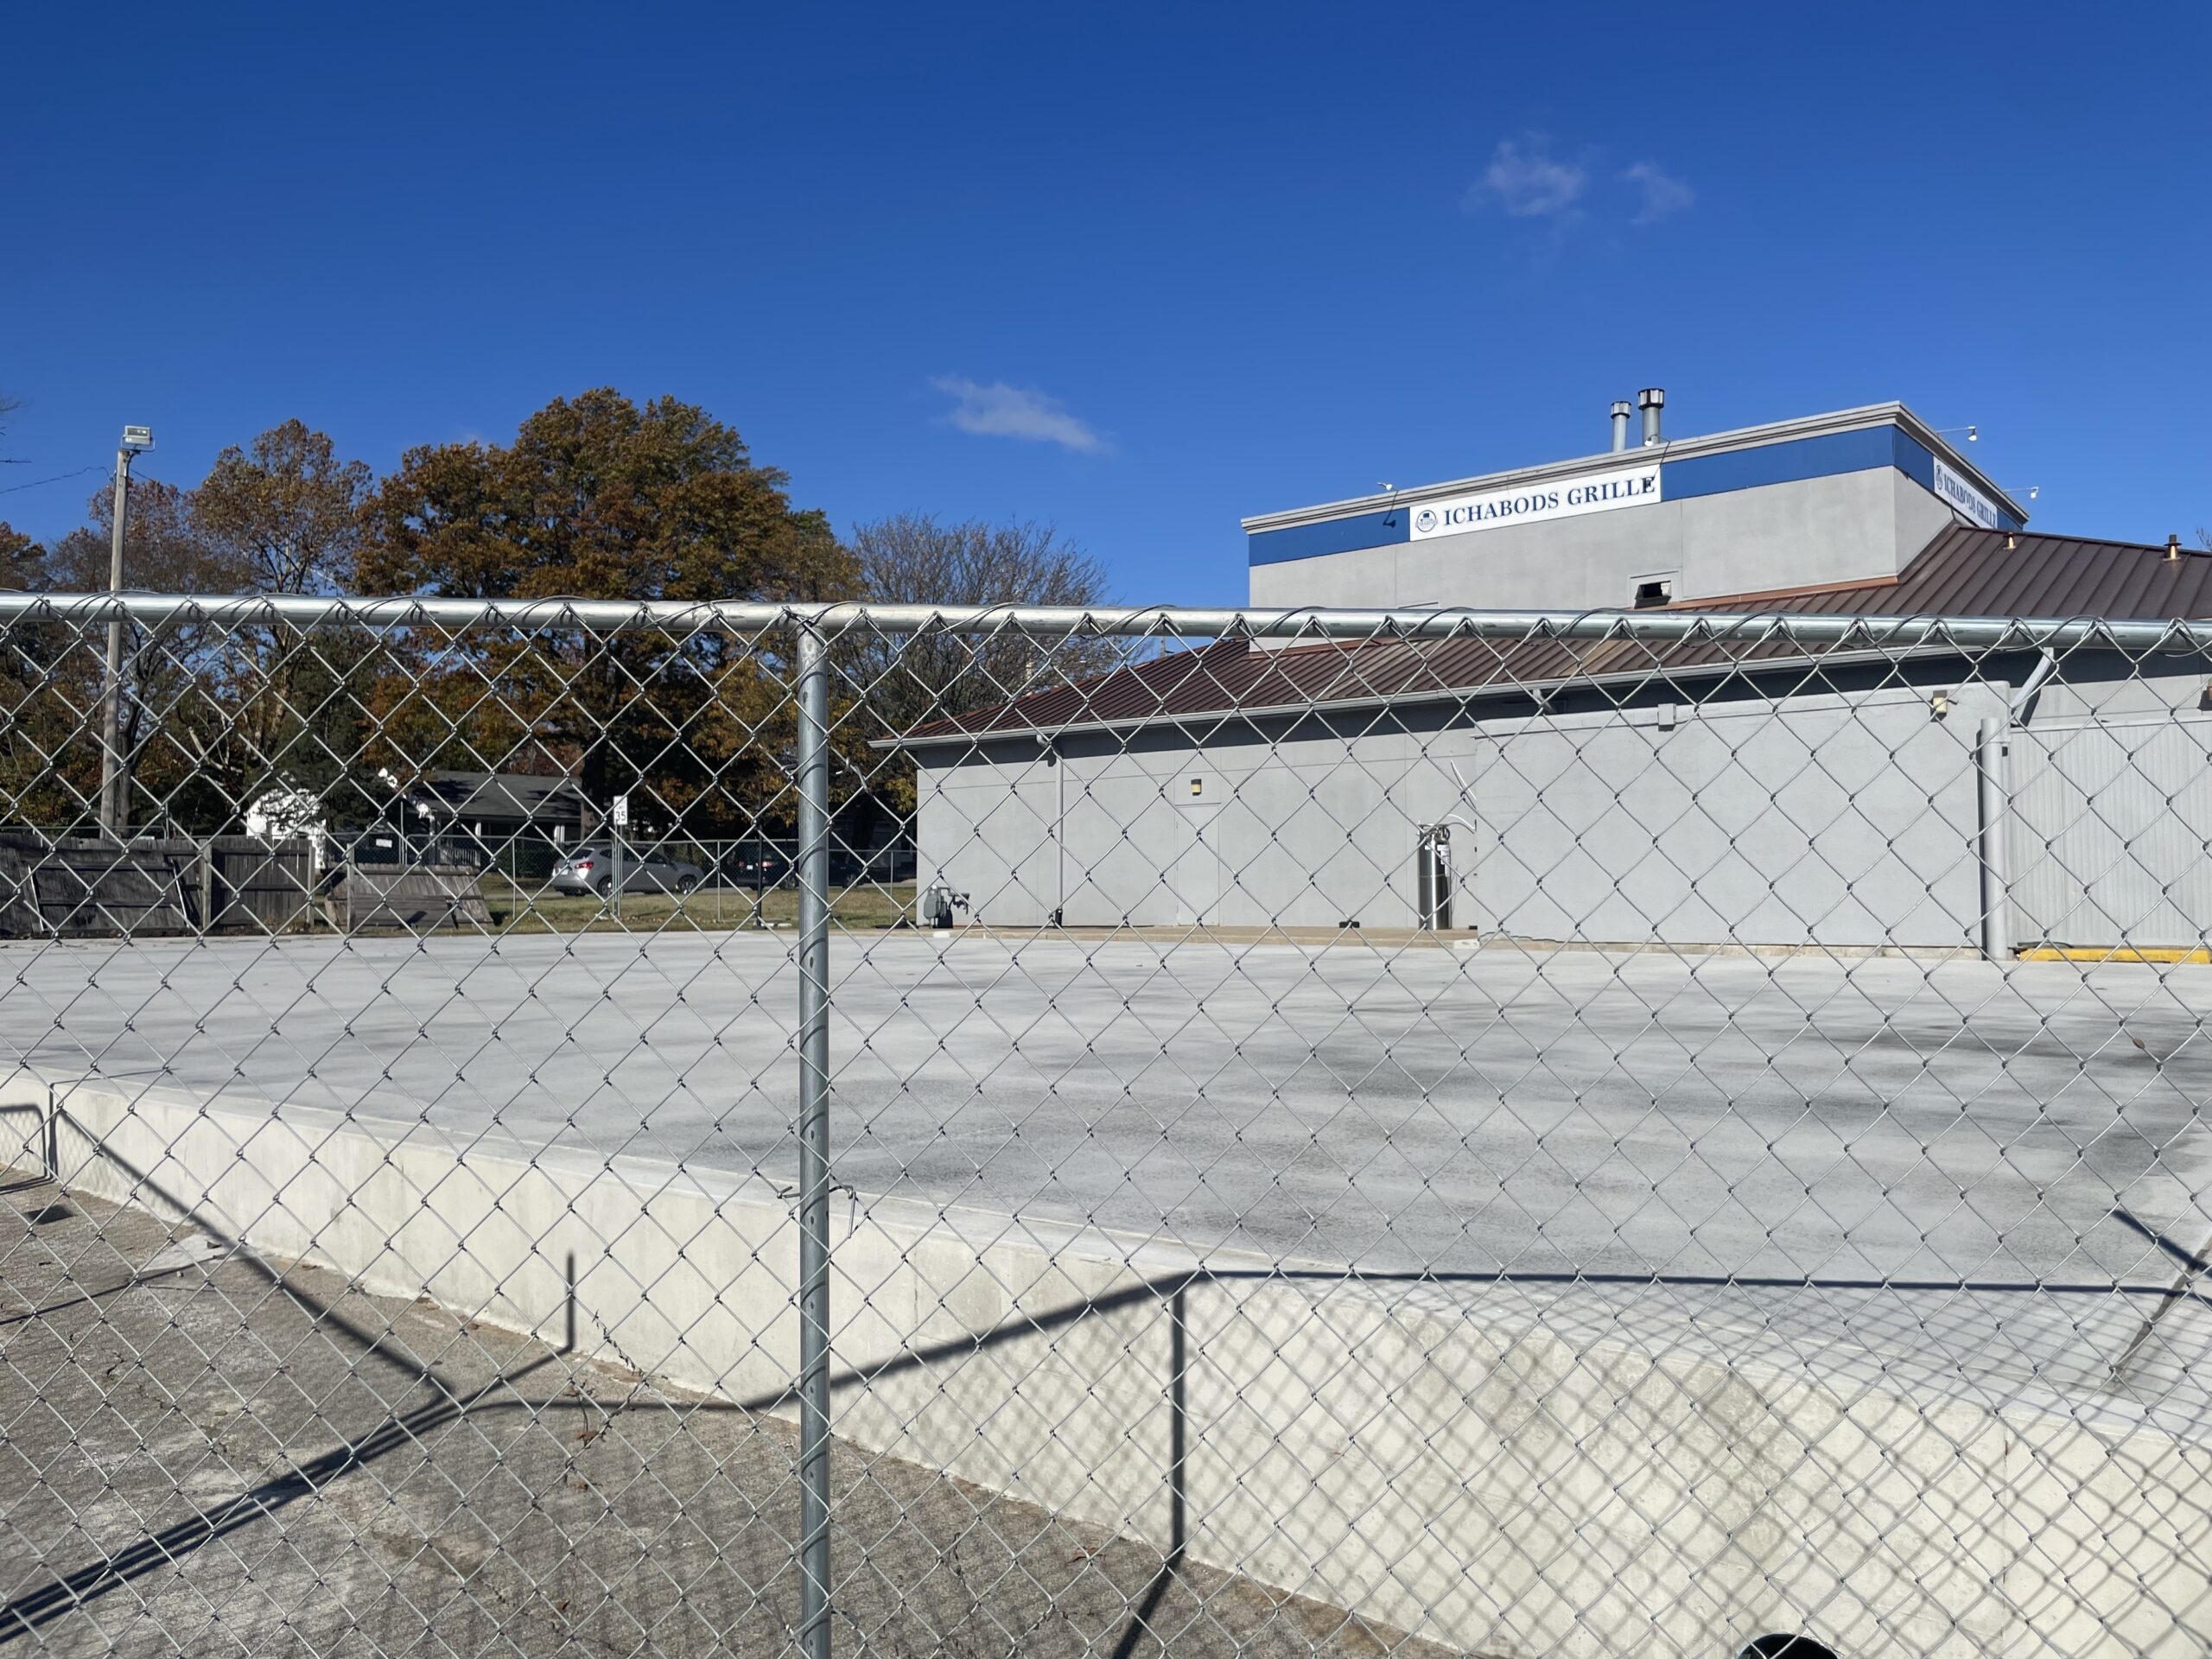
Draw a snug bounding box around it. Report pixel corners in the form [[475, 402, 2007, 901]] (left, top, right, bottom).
[[24, 476, 374, 836], [196, 419, 371, 594], [24, 484, 248, 830], [0, 523, 40, 591], [0, 521, 69, 826], [181, 420, 382, 827], [43, 478, 245, 593], [356, 390, 857, 835], [358, 388, 849, 603]]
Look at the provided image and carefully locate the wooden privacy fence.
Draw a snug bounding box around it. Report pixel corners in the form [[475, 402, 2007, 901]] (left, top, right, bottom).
[[0, 835, 488, 938], [0, 834, 317, 937]]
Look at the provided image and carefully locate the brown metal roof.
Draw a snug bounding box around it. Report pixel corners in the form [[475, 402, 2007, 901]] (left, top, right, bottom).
[[900, 528, 2212, 741], [1674, 526, 2212, 620]]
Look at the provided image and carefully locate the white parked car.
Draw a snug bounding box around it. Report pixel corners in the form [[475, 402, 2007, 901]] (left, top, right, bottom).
[[548, 844, 703, 898]]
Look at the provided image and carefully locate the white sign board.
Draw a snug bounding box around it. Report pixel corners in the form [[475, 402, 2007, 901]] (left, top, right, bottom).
[[611, 794, 630, 829], [1408, 461, 1662, 542], [1932, 457, 2003, 531]]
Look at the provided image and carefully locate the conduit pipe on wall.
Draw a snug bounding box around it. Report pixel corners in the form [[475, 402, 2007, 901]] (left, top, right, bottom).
[[1979, 649, 2055, 963], [1977, 718, 2011, 964], [2008, 649, 2057, 724]]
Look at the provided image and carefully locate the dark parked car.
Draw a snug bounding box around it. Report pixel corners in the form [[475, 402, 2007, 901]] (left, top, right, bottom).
[[716, 842, 911, 887], [549, 844, 704, 897], [725, 842, 797, 888]]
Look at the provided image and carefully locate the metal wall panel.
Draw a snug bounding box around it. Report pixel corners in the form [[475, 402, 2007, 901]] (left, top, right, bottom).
[[2007, 717, 2212, 950], [917, 686, 1995, 946], [1451, 689, 1993, 948], [918, 749, 1062, 925]]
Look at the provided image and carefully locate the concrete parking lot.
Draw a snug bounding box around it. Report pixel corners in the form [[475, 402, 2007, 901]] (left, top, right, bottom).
[[3, 930, 2209, 1414]]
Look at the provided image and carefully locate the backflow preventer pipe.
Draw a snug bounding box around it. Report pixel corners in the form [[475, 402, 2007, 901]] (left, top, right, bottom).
[[1416, 824, 1454, 930]]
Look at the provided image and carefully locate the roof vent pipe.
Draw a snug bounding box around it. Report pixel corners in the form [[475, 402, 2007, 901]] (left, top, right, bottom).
[[2169, 533, 2183, 562], [1611, 401, 1633, 453], [1637, 387, 1666, 447]]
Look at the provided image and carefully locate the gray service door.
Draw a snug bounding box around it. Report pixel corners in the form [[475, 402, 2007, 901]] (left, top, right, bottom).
[[1174, 800, 1221, 926]]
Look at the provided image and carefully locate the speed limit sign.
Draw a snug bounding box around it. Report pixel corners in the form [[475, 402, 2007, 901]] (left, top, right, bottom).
[[612, 794, 630, 829]]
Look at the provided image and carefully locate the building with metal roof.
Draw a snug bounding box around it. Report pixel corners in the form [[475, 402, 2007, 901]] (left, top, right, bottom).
[[412, 770, 593, 838], [899, 398, 2212, 952], [898, 525, 2212, 744], [1243, 397, 2026, 615]]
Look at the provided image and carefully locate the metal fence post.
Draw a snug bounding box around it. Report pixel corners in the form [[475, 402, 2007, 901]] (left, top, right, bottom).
[[794, 619, 835, 1659]]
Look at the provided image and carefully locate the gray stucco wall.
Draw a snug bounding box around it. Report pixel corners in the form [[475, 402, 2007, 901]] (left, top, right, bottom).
[[1247, 469, 1961, 613], [1452, 685, 2000, 947], [914, 678, 2012, 947], [2022, 660, 2211, 724]]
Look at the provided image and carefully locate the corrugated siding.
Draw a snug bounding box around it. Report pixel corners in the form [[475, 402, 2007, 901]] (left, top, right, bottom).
[[2007, 718, 2212, 949]]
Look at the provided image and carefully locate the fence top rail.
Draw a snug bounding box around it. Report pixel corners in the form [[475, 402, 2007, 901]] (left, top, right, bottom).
[[3, 589, 2212, 652]]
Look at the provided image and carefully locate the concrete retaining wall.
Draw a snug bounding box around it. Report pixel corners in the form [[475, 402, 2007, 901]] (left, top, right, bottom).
[[6, 1070, 2208, 1659]]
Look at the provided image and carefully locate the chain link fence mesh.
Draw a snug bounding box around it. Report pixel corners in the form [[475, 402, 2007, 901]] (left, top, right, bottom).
[[1, 593, 2209, 1658]]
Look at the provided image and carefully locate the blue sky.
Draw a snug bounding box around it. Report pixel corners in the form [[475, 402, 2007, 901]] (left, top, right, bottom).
[[4, 3, 2208, 606]]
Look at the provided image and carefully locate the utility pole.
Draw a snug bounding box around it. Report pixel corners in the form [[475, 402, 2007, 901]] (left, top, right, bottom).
[[98, 424, 155, 840]]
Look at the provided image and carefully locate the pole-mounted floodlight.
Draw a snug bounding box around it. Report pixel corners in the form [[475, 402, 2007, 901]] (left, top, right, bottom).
[[98, 424, 155, 838]]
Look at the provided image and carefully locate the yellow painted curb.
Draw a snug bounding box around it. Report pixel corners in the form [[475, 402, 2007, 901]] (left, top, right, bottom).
[[2018, 945, 2212, 965]]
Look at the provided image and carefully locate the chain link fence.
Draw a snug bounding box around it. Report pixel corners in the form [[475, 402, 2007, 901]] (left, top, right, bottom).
[[2, 592, 2209, 1658]]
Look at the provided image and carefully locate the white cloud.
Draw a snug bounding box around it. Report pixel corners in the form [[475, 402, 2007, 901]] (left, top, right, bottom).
[[931, 377, 1106, 454], [1463, 135, 1587, 219], [1620, 161, 1694, 226]]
